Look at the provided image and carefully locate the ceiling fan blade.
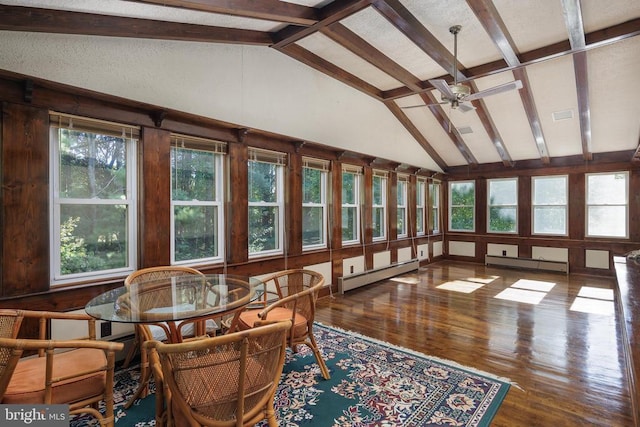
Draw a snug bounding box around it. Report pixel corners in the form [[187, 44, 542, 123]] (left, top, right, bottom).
[[401, 101, 448, 110], [465, 80, 523, 101], [428, 79, 455, 100], [458, 102, 476, 113]]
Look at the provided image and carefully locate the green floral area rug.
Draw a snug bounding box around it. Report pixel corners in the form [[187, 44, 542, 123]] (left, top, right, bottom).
[[71, 323, 510, 426]]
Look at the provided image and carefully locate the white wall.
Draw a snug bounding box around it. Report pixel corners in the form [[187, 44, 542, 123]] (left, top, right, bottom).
[[0, 31, 441, 171]]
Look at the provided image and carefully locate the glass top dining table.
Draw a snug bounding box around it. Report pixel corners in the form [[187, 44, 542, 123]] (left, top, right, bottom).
[[85, 273, 264, 342]]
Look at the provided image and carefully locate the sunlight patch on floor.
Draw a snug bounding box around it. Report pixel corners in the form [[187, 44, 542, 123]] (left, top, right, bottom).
[[390, 276, 420, 284], [511, 279, 556, 292], [494, 288, 547, 305], [465, 275, 500, 284], [570, 286, 615, 315], [437, 280, 485, 293], [577, 286, 613, 300]]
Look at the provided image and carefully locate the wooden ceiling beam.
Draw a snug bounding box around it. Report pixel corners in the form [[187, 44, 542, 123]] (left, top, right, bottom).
[[271, 0, 372, 48], [465, 0, 520, 67], [513, 68, 550, 164], [0, 4, 272, 45], [419, 92, 478, 167], [382, 18, 640, 100], [384, 101, 447, 172], [277, 44, 383, 100], [321, 23, 424, 92], [467, 0, 550, 165], [372, 0, 466, 83], [561, 0, 592, 161], [469, 81, 514, 167], [632, 136, 640, 163], [129, 0, 320, 26]]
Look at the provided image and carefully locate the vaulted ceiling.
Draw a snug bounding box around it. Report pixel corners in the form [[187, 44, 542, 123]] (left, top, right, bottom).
[[1, 0, 639, 173]]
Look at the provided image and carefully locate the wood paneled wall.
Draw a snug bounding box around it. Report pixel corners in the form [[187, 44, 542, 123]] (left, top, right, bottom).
[[444, 165, 640, 273], [0, 71, 441, 312]]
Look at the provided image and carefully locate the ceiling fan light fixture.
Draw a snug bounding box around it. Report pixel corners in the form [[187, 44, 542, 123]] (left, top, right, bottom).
[[450, 84, 471, 99]]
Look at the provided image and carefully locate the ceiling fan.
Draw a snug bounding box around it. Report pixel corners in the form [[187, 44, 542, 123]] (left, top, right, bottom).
[[403, 25, 522, 112]]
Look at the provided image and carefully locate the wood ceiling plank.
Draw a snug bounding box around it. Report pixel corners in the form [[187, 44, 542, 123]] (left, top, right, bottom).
[[277, 44, 383, 100], [372, 0, 466, 83], [272, 0, 372, 48], [0, 4, 272, 45], [419, 92, 478, 167], [130, 0, 320, 26], [384, 101, 447, 171], [321, 23, 424, 92]]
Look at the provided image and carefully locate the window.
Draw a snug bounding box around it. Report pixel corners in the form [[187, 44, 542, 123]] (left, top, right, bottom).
[[488, 178, 518, 233], [416, 179, 426, 235], [586, 172, 628, 238], [532, 175, 567, 235], [248, 149, 286, 257], [372, 172, 387, 241], [341, 165, 361, 244], [50, 113, 137, 284], [171, 135, 226, 264], [302, 158, 329, 250], [397, 176, 408, 237], [429, 181, 441, 233], [449, 181, 475, 231]]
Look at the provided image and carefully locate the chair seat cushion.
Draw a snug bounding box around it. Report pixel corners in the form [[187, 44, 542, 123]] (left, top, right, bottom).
[[238, 307, 307, 338], [2, 348, 106, 405]]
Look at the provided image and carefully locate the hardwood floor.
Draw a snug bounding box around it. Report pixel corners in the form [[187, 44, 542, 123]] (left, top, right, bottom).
[[315, 260, 632, 426]]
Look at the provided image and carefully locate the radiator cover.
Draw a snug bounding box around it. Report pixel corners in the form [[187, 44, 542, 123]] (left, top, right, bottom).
[[338, 259, 420, 293]]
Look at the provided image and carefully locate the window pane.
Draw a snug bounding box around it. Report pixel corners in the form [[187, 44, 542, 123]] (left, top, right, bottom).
[[533, 207, 566, 234], [489, 180, 517, 205], [373, 176, 383, 205], [248, 206, 279, 252], [174, 205, 218, 261], [58, 129, 127, 199], [588, 206, 626, 237], [416, 181, 424, 206], [587, 173, 627, 204], [342, 173, 356, 204], [342, 207, 357, 241], [397, 181, 406, 205], [431, 207, 439, 232], [248, 162, 277, 203], [372, 206, 385, 237], [303, 206, 324, 246], [60, 204, 128, 274], [397, 207, 406, 235], [451, 207, 474, 230], [533, 176, 566, 204], [303, 168, 322, 204], [451, 182, 474, 205], [172, 148, 215, 201], [489, 207, 517, 232], [416, 208, 424, 233]]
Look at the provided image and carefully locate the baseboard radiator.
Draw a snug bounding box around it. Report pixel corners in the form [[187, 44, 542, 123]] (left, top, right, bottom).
[[338, 259, 420, 294], [485, 254, 568, 274]]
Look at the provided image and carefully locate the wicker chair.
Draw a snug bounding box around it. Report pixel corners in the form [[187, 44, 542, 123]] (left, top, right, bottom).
[[147, 320, 291, 427], [123, 266, 216, 401], [0, 309, 123, 427], [236, 269, 330, 380]]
